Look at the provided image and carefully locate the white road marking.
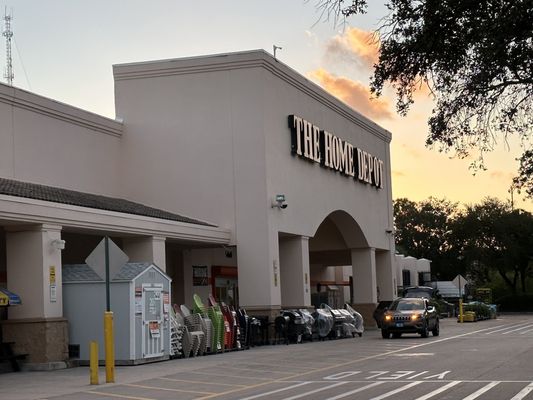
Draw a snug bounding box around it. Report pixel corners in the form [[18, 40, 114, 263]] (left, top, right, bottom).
[[281, 381, 348, 400], [323, 382, 386, 400], [393, 353, 435, 357], [368, 381, 422, 400], [485, 323, 531, 335], [414, 381, 461, 400], [408, 371, 429, 379], [238, 382, 312, 400], [510, 382, 533, 400], [520, 328, 533, 334], [502, 324, 533, 335], [461, 381, 500, 399]]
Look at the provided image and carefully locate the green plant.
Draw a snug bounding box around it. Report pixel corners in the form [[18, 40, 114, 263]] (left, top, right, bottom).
[[496, 294, 533, 312]]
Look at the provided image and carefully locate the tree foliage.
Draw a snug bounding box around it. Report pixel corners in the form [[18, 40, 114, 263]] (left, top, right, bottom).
[[316, 0, 533, 197], [393, 197, 460, 279], [394, 197, 533, 293], [454, 198, 533, 293]]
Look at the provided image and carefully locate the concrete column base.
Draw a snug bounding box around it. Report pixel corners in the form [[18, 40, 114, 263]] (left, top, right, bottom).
[[1, 317, 69, 370], [351, 303, 378, 329]]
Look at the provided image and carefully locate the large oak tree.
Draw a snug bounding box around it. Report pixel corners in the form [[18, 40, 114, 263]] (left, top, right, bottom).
[[315, 0, 533, 197]]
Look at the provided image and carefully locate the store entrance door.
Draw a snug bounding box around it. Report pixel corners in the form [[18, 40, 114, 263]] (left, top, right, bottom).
[[211, 266, 238, 307]]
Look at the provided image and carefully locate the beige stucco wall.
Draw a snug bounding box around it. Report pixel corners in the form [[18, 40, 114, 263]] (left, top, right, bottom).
[[0, 84, 123, 196], [113, 50, 395, 309]]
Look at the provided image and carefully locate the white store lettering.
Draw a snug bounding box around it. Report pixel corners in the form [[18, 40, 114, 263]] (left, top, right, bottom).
[[288, 115, 385, 189]]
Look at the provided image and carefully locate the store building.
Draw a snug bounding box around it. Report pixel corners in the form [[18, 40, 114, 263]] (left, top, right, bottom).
[[0, 50, 396, 369]]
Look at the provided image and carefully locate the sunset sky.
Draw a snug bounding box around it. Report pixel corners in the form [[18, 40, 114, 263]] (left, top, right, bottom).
[[3, 0, 531, 211]]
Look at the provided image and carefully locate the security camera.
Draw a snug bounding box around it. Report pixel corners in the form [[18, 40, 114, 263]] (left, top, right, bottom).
[[272, 194, 288, 209], [51, 239, 66, 250]]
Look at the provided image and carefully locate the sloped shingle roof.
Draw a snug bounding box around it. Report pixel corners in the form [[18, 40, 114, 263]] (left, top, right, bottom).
[[63, 262, 157, 282], [0, 177, 213, 226]]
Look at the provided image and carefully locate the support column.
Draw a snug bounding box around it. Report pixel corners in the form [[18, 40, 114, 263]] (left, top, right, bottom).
[[3, 224, 69, 369], [376, 250, 396, 301], [237, 227, 281, 320], [351, 247, 378, 327], [122, 236, 167, 272], [279, 236, 311, 308]]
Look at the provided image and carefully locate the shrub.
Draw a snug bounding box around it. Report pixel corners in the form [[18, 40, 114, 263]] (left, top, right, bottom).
[[496, 294, 533, 312], [463, 302, 493, 320]]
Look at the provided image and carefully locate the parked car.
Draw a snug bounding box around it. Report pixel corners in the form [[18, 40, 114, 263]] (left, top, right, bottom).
[[373, 300, 392, 328], [381, 297, 440, 339], [401, 286, 437, 299], [402, 286, 454, 317]]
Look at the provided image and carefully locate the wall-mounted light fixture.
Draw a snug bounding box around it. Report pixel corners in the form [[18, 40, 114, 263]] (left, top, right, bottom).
[[222, 245, 233, 258], [385, 228, 394, 235], [272, 194, 288, 209], [51, 239, 66, 250]]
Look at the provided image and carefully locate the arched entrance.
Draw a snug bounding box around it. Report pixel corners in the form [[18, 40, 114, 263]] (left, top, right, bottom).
[[278, 210, 395, 326]]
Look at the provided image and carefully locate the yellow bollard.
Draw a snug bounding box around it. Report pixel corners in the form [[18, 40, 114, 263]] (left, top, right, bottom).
[[89, 341, 99, 385], [459, 299, 464, 323], [104, 311, 115, 383]]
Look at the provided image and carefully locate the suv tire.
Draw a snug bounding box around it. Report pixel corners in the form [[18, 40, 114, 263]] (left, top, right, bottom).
[[432, 320, 440, 336], [420, 322, 429, 338], [381, 329, 391, 339]]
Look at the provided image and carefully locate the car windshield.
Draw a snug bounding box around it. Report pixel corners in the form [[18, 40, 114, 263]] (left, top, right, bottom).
[[390, 299, 425, 311], [404, 290, 431, 298]]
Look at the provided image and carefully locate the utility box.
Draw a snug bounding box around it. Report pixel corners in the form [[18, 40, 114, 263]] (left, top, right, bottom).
[[62, 262, 171, 365]]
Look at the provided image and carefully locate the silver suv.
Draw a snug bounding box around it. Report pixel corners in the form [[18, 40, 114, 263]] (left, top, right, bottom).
[[381, 297, 439, 339]]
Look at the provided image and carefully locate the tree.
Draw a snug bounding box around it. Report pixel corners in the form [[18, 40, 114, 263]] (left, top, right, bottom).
[[315, 0, 533, 197], [393, 197, 460, 279], [454, 198, 533, 294]]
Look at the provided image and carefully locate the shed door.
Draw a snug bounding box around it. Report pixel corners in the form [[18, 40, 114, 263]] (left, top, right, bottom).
[[142, 284, 164, 358]]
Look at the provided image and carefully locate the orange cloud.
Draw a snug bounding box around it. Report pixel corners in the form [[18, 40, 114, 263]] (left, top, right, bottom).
[[325, 27, 379, 69], [400, 143, 423, 159], [489, 171, 514, 181], [309, 68, 394, 120]]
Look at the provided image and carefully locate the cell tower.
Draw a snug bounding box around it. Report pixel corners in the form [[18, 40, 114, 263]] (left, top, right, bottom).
[[3, 8, 14, 86]]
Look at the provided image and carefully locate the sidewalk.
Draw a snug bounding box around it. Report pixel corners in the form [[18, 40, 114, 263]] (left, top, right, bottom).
[[0, 351, 249, 400]]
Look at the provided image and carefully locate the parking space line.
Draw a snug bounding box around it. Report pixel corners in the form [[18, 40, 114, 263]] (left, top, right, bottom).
[[485, 323, 531, 335], [85, 391, 155, 400], [216, 365, 295, 375], [520, 328, 533, 334], [124, 383, 215, 395], [510, 382, 533, 400], [187, 370, 273, 381], [238, 381, 312, 400], [156, 377, 248, 387], [281, 381, 348, 400], [368, 381, 422, 400], [414, 381, 461, 400], [502, 325, 533, 335], [461, 381, 500, 400], [324, 382, 386, 400]]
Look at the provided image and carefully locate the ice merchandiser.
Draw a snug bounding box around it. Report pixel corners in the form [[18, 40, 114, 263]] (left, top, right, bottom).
[[62, 262, 171, 365]]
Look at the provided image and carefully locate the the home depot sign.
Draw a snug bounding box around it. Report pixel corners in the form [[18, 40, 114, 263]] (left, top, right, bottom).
[[288, 115, 384, 188]]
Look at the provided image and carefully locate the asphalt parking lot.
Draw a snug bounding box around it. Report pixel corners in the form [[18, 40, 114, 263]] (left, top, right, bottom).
[[1, 314, 533, 400]]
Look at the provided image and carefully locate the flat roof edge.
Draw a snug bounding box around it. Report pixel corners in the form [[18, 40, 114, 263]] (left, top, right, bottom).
[[113, 50, 392, 142], [0, 83, 123, 137]]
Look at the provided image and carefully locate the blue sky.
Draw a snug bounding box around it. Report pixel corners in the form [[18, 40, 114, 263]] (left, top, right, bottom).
[[2, 1, 530, 211]]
